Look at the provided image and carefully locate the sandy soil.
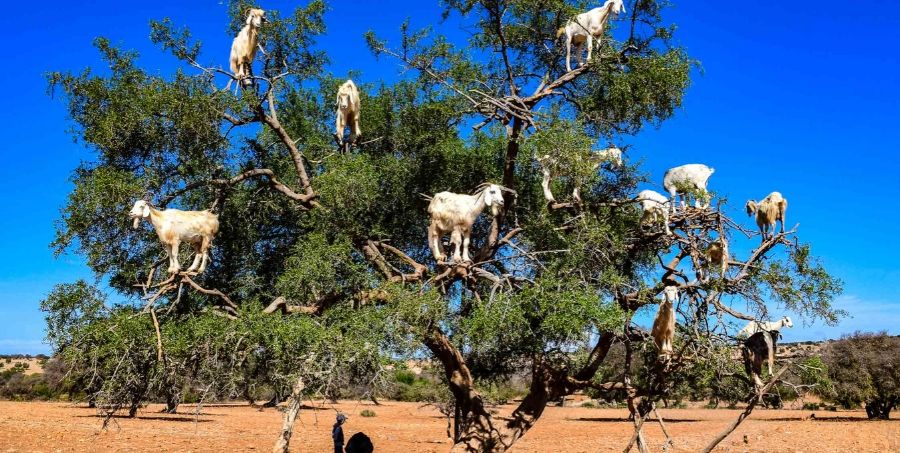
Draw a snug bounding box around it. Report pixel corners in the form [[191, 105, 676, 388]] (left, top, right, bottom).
[[0, 400, 897, 452]]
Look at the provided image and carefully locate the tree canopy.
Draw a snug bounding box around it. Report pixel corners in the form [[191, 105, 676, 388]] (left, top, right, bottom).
[[44, 1, 843, 451]]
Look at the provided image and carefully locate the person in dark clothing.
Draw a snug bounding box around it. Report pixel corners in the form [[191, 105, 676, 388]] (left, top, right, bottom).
[[332, 413, 347, 453], [345, 432, 374, 453]]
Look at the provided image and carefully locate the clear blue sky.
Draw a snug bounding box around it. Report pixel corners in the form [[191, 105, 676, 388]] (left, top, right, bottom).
[[0, 1, 897, 354]]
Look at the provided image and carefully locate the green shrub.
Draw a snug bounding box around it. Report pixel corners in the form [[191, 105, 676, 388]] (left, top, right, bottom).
[[802, 402, 820, 410], [360, 409, 376, 417]]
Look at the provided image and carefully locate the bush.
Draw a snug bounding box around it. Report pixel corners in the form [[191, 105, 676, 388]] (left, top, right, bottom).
[[802, 402, 820, 410], [581, 401, 596, 408], [821, 332, 900, 419], [359, 409, 376, 417], [389, 370, 448, 402]]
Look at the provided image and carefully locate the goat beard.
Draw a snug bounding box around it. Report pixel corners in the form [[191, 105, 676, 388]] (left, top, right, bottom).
[[132, 217, 141, 229], [489, 204, 501, 217]]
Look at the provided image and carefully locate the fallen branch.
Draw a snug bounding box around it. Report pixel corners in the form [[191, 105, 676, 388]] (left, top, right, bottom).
[[272, 376, 305, 453], [701, 364, 790, 453]]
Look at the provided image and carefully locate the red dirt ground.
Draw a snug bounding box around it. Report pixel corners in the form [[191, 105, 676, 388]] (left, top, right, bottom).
[[0, 400, 897, 452]]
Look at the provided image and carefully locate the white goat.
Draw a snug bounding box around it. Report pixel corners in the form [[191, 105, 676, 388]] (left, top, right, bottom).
[[738, 316, 793, 339], [663, 164, 715, 213], [746, 191, 788, 240], [335, 79, 362, 144], [651, 286, 679, 357], [592, 146, 623, 168], [637, 189, 671, 235], [427, 184, 505, 263], [229, 8, 266, 89], [738, 316, 793, 378], [128, 200, 219, 275], [557, 0, 626, 72], [539, 146, 623, 203]]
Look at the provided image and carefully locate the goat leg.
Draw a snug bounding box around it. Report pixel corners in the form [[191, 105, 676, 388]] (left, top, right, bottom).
[[450, 230, 463, 263], [168, 240, 181, 274], [585, 34, 593, 65]]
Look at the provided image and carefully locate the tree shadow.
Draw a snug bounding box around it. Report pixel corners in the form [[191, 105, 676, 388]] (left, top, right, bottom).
[[74, 414, 214, 422], [761, 416, 898, 422], [572, 417, 703, 423]]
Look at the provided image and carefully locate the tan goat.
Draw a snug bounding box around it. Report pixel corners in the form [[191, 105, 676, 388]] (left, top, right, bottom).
[[335, 79, 362, 144], [705, 237, 729, 276], [229, 8, 266, 88], [651, 286, 679, 357], [128, 200, 219, 275], [746, 191, 788, 240]]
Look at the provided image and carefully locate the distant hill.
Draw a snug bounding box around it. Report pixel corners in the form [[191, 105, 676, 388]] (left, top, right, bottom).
[[0, 355, 47, 375]]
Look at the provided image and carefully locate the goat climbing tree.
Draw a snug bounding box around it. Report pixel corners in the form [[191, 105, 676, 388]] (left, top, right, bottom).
[[44, 1, 842, 452]]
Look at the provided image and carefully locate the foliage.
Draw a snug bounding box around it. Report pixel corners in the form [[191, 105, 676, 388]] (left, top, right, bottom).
[[41, 0, 845, 449], [821, 332, 900, 419]]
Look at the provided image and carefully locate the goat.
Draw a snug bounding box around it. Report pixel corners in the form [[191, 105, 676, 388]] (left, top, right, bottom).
[[591, 145, 623, 168], [738, 316, 793, 338], [705, 237, 729, 276], [228, 8, 266, 89], [427, 184, 505, 263], [651, 286, 679, 357], [539, 146, 623, 203], [738, 316, 793, 380], [662, 164, 715, 213], [637, 189, 671, 235], [128, 200, 219, 275], [335, 79, 362, 144], [746, 191, 788, 240], [742, 332, 776, 386], [538, 155, 558, 203], [557, 0, 626, 72]]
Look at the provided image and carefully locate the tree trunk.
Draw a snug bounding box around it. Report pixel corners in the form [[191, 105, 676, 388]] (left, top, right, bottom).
[[428, 328, 617, 452], [272, 376, 305, 453], [865, 399, 894, 420], [163, 393, 179, 414]]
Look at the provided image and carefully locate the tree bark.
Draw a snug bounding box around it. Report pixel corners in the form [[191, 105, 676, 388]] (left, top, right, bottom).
[[272, 376, 305, 453], [427, 325, 618, 452]]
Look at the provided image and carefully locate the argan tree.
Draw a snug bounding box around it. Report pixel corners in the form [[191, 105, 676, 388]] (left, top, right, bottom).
[[821, 332, 899, 420], [44, 0, 842, 451]]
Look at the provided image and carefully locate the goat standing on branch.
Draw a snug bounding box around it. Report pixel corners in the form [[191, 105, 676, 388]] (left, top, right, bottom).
[[592, 145, 623, 168], [705, 237, 729, 277], [128, 200, 219, 275], [228, 8, 266, 90], [427, 184, 507, 264], [746, 191, 788, 240], [335, 79, 362, 146], [539, 146, 623, 204], [637, 189, 671, 235], [557, 0, 625, 72], [663, 163, 715, 213], [651, 286, 679, 358], [739, 317, 793, 382]]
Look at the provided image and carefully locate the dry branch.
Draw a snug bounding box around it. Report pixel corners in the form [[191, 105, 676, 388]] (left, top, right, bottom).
[[701, 365, 790, 453]]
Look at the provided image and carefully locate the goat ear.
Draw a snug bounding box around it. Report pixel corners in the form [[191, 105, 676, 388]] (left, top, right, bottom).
[[142, 204, 151, 218]]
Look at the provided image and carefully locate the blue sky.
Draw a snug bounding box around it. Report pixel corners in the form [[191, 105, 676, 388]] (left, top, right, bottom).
[[0, 1, 897, 354]]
